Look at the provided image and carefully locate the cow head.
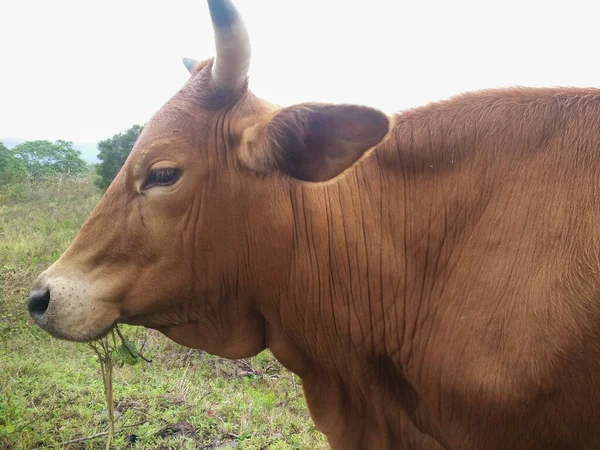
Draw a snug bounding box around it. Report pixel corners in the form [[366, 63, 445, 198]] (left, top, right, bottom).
[[27, 0, 390, 359]]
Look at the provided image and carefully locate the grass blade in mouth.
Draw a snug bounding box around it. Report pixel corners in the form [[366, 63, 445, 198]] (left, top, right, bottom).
[[87, 329, 117, 450], [86, 325, 152, 449]]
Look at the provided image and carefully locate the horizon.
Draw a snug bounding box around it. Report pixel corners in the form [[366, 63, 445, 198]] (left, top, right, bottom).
[[2, 0, 600, 151]]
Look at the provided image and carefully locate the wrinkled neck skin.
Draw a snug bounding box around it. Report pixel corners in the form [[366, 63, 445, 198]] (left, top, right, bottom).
[[257, 185, 438, 446], [253, 139, 453, 449]]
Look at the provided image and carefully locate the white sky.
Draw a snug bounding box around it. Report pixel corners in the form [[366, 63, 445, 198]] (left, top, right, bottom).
[[2, 0, 600, 144]]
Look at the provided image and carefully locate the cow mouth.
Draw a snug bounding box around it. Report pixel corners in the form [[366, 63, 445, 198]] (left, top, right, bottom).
[[27, 270, 122, 342], [35, 314, 117, 343], [28, 297, 117, 343]]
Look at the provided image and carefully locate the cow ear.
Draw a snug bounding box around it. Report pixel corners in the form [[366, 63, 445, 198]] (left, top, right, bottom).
[[240, 103, 390, 182]]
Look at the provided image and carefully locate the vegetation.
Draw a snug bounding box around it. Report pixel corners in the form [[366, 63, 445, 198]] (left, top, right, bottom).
[[0, 169, 326, 448], [95, 125, 143, 190], [10, 140, 87, 178], [0, 142, 26, 185]]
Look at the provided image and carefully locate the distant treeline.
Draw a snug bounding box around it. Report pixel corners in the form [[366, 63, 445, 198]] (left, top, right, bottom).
[[0, 125, 143, 190], [95, 124, 143, 190]]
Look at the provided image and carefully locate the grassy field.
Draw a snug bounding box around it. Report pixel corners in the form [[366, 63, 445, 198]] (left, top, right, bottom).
[[0, 171, 327, 449]]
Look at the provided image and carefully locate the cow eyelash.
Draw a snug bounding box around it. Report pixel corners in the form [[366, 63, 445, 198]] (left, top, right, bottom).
[[143, 168, 181, 189]]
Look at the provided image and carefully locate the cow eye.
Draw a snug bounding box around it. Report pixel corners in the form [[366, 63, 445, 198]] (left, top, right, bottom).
[[144, 168, 181, 189]]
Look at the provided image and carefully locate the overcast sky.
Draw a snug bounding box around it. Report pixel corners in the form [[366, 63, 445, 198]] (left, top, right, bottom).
[[2, 0, 600, 144]]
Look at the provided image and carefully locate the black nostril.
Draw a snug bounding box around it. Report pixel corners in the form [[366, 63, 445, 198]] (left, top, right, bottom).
[[28, 289, 50, 317]]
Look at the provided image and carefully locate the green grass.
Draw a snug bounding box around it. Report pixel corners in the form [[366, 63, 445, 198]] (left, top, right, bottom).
[[0, 172, 327, 449]]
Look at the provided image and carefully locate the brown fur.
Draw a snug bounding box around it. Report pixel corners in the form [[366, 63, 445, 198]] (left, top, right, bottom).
[[30, 57, 600, 449]]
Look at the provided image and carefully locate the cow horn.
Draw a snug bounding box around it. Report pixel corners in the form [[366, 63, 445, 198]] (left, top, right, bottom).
[[183, 57, 199, 74], [208, 0, 251, 92]]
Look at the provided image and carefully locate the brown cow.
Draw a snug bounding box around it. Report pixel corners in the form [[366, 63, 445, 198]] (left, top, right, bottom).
[[27, 1, 600, 449]]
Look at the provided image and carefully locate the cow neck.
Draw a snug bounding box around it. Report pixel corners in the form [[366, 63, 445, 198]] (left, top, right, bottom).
[[248, 147, 446, 447]]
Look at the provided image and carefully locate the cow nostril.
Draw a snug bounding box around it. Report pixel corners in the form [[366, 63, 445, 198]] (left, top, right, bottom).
[[28, 289, 51, 318]]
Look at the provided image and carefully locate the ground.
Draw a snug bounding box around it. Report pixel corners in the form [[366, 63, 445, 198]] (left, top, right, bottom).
[[0, 171, 327, 449]]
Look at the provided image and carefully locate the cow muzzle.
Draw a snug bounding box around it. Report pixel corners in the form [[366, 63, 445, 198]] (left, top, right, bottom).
[[27, 268, 119, 342]]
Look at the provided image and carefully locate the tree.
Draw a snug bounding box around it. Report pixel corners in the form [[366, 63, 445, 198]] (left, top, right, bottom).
[[0, 142, 26, 184], [11, 140, 87, 177], [95, 125, 143, 190]]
